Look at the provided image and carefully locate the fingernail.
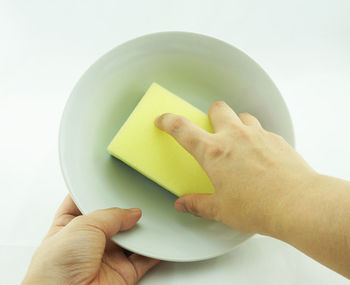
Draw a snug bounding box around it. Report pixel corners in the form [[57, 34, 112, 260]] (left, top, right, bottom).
[[154, 116, 161, 127], [154, 114, 168, 128], [129, 208, 141, 214], [174, 201, 186, 213]]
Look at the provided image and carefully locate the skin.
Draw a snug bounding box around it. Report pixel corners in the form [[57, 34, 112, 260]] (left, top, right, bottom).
[[22, 196, 159, 285], [154, 101, 350, 279], [24, 100, 350, 283]]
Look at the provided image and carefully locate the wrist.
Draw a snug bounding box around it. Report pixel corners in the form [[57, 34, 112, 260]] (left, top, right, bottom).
[[23, 273, 61, 285], [22, 275, 49, 285], [260, 171, 322, 239], [22, 263, 61, 285]]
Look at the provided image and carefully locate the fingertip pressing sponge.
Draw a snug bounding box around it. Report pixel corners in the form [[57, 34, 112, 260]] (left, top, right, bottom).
[[107, 83, 215, 197]]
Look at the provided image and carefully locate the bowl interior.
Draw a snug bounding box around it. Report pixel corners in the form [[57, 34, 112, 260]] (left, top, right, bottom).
[[59, 32, 294, 261]]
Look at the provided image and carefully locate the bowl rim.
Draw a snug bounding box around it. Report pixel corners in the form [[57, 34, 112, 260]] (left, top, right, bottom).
[[58, 31, 294, 261]]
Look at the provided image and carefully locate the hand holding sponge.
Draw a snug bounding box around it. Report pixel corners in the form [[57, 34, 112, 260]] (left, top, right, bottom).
[[107, 83, 215, 197]]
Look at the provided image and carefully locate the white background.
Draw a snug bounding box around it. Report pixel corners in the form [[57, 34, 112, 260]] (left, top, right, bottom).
[[1, 0, 349, 284]]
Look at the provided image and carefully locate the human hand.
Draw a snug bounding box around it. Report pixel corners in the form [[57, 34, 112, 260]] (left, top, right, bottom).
[[154, 101, 318, 236], [23, 195, 159, 285]]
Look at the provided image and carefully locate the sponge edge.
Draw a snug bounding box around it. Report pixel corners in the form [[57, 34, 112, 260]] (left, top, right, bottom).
[[107, 83, 215, 197]]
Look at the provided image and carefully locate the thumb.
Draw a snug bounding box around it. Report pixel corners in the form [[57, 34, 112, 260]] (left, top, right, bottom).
[[70, 208, 142, 239], [174, 194, 216, 219]]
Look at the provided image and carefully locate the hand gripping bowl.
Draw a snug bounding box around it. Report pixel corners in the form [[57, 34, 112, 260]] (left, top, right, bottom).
[[59, 32, 294, 262]]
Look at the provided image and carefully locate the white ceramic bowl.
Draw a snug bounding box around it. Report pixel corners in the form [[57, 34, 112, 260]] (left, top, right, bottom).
[[59, 32, 294, 262]]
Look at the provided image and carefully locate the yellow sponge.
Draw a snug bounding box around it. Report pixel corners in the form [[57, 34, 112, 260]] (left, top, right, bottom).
[[107, 83, 215, 197]]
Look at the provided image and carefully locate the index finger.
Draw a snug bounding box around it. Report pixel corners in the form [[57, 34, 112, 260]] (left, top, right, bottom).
[[154, 113, 212, 161]]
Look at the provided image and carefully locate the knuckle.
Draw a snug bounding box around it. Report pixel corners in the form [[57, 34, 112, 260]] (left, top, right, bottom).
[[237, 127, 253, 139], [188, 197, 219, 220], [72, 215, 103, 233], [274, 134, 286, 143], [267, 131, 285, 141], [72, 215, 85, 224], [204, 142, 231, 160], [238, 112, 251, 118], [226, 126, 251, 140], [274, 133, 284, 140], [224, 120, 241, 131], [238, 113, 262, 128], [239, 112, 256, 122], [184, 135, 200, 149], [168, 116, 185, 134], [208, 145, 224, 158], [69, 215, 92, 231], [54, 214, 73, 227], [185, 199, 201, 217]]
